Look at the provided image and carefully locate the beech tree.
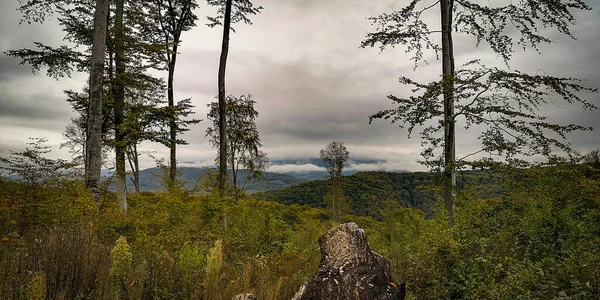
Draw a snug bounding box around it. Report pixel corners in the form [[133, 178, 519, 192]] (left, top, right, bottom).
[[215, 0, 233, 199], [112, 0, 128, 214], [141, 0, 199, 189], [8, 0, 199, 205], [362, 0, 597, 226], [207, 0, 262, 198], [8, 1, 108, 204], [206, 95, 268, 202], [88, 0, 110, 204], [320, 141, 350, 223]]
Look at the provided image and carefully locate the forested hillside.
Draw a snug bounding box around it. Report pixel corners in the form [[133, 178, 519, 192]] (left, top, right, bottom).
[[254, 170, 502, 218]]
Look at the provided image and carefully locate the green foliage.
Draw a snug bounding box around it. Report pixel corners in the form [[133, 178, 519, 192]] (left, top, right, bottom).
[[369, 163, 600, 299], [206, 0, 263, 28], [27, 272, 46, 300], [0, 138, 91, 233], [323, 184, 348, 224], [320, 141, 349, 179], [4, 42, 82, 79], [255, 170, 502, 219], [204, 240, 224, 299], [1, 163, 599, 299], [206, 94, 269, 202], [0, 137, 77, 186], [109, 236, 133, 299], [583, 149, 600, 169], [370, 60, 597, 169], [320, 141, 350, 223], [362, 0, 593, 65]]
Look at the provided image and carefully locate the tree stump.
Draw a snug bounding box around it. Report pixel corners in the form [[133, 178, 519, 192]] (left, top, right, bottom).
[[292, 222, 405, 300], [232, 293, 256, 300]]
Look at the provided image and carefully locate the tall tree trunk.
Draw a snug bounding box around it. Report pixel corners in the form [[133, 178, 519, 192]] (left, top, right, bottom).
[[441, 0, 456, 227], [217, 0, 233, 198], [133, 144, 140, 193], [114, 0, 127, 215], [86, 0, 110, 205], [231, 148, 238, 203], [168, 39, 179, 190]]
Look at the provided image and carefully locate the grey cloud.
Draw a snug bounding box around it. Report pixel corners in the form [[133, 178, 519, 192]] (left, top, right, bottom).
[[0, 92, 71, 122], [1, 0, 600, 172], [0, 56, 33, 81]]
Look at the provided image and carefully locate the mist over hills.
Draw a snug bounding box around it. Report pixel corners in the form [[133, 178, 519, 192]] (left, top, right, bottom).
[[266, 158, 405, 181], [118, 158, 405, 191]]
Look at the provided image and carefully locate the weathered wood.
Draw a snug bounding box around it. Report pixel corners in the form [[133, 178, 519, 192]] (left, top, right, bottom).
[[232, 293, 255, 300], [293, 222, 405, 300], [86, 0, 110, 204]]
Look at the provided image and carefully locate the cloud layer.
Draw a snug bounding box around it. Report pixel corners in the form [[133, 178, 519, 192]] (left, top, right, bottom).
[[1, 0, 599, 171]]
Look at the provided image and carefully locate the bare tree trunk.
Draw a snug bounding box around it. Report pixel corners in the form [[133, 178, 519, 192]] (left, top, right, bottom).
[[133, 144, 140, 193], [86, 0, 110, 205], [217, 0, 233, 199], [441, 0, 456, 227], [158, 0, 194, 190], [231, 157, 237, 202], [114, 0, 127, 215], [333, 177, 337, 223], [168, 41, 179, 190], [231, 147, 239, 203]]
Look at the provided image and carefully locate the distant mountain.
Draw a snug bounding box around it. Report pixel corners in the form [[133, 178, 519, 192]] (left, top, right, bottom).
[[123, 167, 303, 192], [253, 170, 502, 219]]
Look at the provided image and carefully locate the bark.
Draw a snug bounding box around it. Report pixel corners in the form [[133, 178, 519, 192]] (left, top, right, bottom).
[[114, 0, 127, 215], [133, 144, 140, 193], [232, 294, 256, 300], [162, 0, 193, 190], [230, 142, 241, 203], [231, 149, 238, 202], [441, 0, 456, 227], [86, 0, 110, 205], [293, 223, 405, 300], [217, 0, 233, 198], [168, 40, 178, 190]]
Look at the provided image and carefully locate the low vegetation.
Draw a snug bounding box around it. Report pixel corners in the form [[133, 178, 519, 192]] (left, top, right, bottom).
[[1, 155, 599, 299]]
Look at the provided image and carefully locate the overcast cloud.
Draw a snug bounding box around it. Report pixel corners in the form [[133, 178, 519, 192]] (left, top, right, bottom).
[[1, 0, 599, 173]]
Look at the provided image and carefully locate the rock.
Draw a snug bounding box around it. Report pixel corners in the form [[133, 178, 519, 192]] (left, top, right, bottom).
[[292, 222, 405, 300], [232, 293, 256, 300]]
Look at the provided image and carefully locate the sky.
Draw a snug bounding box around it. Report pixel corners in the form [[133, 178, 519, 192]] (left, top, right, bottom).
[[1, 0, 599, 173]]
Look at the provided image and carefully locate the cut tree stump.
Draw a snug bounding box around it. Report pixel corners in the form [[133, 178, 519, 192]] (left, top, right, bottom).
[[232, 293, 256, 300], [292, 222, 405, 300]]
